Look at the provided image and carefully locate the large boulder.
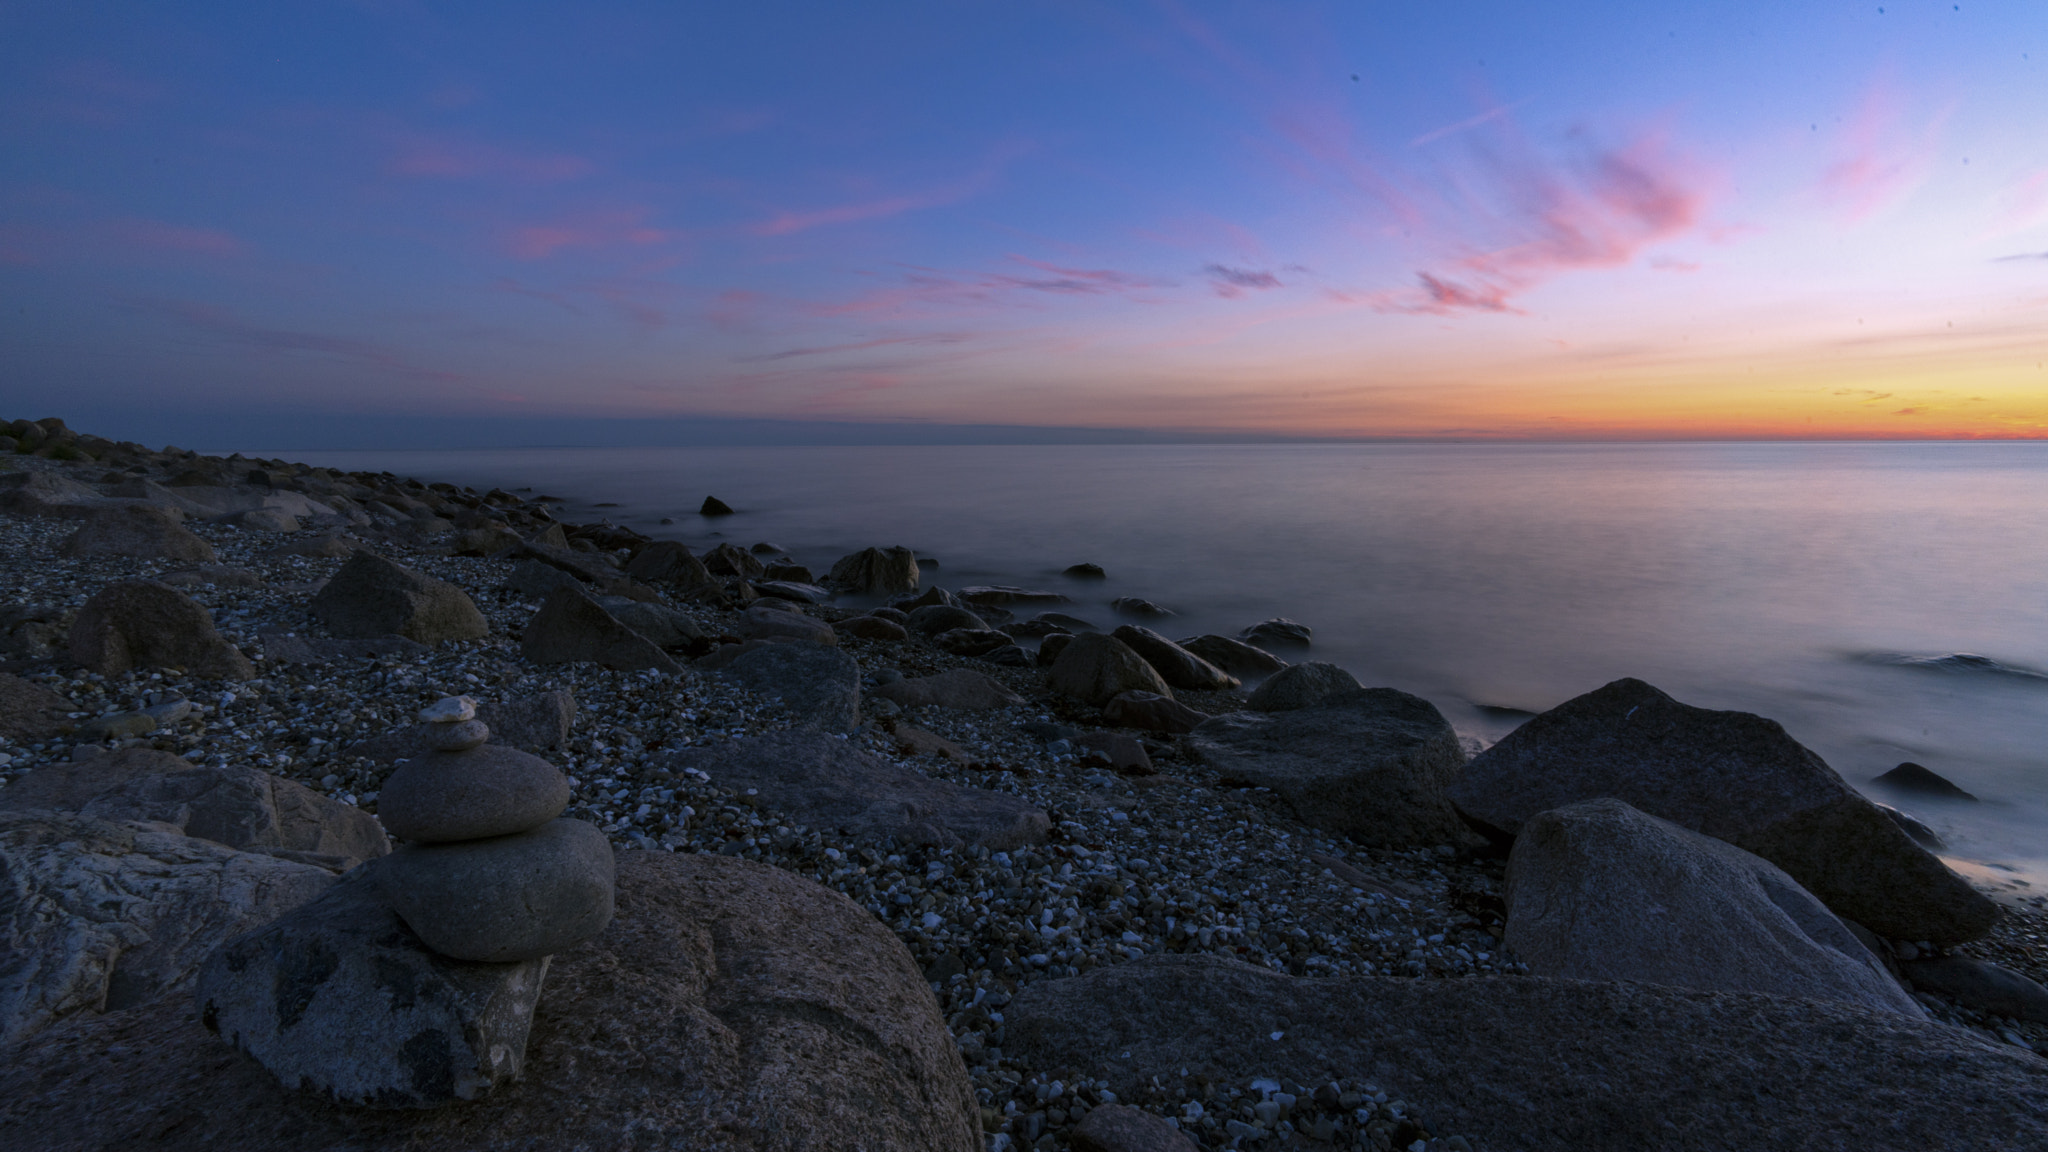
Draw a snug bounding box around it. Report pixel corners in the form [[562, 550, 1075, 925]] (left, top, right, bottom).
[[1110, 625, 1238, 691], [1006, 953, 2048, 1152], [1505, 799, 1921, 1015], [872, 668, 1026, 711], [660, 729, 1049, 851], [0, 673, 72, 741], [0, 470, 101, 517], [2, 852, 983, 1149], [306, 552, 488, 645], [0, 810, 335, 1047], [1102, 690, 1210, 734], [721, 643, 862, 732], [67, 581, 255, 680], [622, 539, 719, 594], [1246, 661, 1361, 711], [701, 541, 764, 580], [828, 546, 920, 596], [1048, 633, 1173, 707], [595, 596, 704, 649], [906, 604, 987, 636], [1178, 634, 1288, 678], [0, 750, 388, 868], [195, 866, 551, 1109], [56, 505, 215, 562], [737, 602, 838, 645], [1186, 689, 1472, 848], [1902, 955, 2048, 1023], [1447, 678, 1999, 945], [519, 584, 681, 674]]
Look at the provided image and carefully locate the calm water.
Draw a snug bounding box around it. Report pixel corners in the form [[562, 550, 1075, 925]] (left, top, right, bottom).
[[276, 442, 2048, 887]]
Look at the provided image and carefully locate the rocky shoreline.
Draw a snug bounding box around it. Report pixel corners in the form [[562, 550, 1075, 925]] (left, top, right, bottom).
[[2, 417, 2046, 1151]]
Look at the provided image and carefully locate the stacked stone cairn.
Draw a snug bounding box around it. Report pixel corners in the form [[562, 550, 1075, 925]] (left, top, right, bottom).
[[197, 696, 615, 1108]]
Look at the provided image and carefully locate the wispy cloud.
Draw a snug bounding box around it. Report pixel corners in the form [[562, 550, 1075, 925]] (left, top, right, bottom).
[[1204, 264, 1282, 297], [810, 254, 1171, 317], [1409, 102, 1527, 148], [748, 142, 1031, 236], [386, 135, 593, 183], [501, 207, 679, 260], [737, 333, 974, 363], [109, 219, 248, 257], [138, 299, 463, 382], [1993, 251, 2048, 262], [1816, 80, 1950, 224]]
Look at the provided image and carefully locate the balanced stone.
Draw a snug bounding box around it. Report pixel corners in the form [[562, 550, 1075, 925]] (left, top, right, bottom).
[[426, 719, 490, 752], [420, 695, 477, 723], [376, 745, 570, 843], [379, 818, 616, 962]]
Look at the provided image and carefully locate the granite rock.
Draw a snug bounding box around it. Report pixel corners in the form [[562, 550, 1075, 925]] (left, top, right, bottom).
[[1102, 690, 1210, 734], [1246, 661, 1362, 711], [520, 584, 681, 673], [67, 581, 255, 680], [1110, 625, 1239, 692], [1048, 633, 1174, 707], [0, 673, 72, 741], [721, 642, 863, 733], [375, 745, 571, 844], [1902, 955, 2048, 1023], [379, 818, 615, 962], [57, 505, 216, 562], [828, 545, 921, 596], [872, 668, 1026, 711], [1178, 634, 1289, 678], [306, 552, 488, 645]]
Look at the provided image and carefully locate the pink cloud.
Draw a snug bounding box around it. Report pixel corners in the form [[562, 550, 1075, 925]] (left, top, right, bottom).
[[109, 219, 248, 257], [1204, 264, 1282, 298], [738, 333, 973, 363], [388, 135, 593, 183], [1816, 81, 1950, 224], [748, 142, 1031, 236], [501, 208, 679, 259], [810, 254, 1169, 317], [1992, 168, 2048, 236]]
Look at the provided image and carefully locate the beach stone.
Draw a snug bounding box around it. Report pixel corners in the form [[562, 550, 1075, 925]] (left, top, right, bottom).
[[700, 495, 734, 516], [1446, 678, 1999, 945], [892, 585, 960, 611], [265, 533, 358, 559], [840, 615, 909, 641], [67, 581, 255, 680], [701, 541, 763, 579], [906, 604, 988, 635], [959, 585, 1070, 607], [307, 552, 488, 645], [1188, 689, 1472, 848], [449, 525, 522, 556], [232, 507, 298, 533], [1102, 690, 1210, 734], [0, 470, 101, 517], [419, 696, 476, 723], [1034, 610, 1100, 633], [0, 810, 336, 1047], [1110, 597, 1173, 618], [343, 691, 576, 761], [721, 642, 862, 732], [622, 539, 719, 593], [752, 580, 831, 604], [195, 867, 549, 1108], [376, 745, 571, 844], [1111, 625, 1238, 691], [1076, 732, 1154, 775], [1246, 661, 1362, 711], [56, 505, 216, 562], [379, 818, 615, 963], [737, 603, 837, 645], [936, 627, 1011, 657], [159, 564, 265, 588], [0, 673, 72, 741], [1063, 563, 1108, 580], [76, 708, 158, 741], [1006, 953, 2048, 1152], [872, 668, 1026, 711], [1874, 761, 1979, 801], [595, 596, 705, 649], [1902, 956, 2048, 1022], [980, 643, 1031, 667], [663, 731, 1048, 851], [258, 632, 430, 664], [1049, 633, 1174, 707], [1505, 799, 1922, 1015], [892, 725, 968, 763], [1239, 617, 1313, 648], [53, 758, 386, 867], [828, 545, 920, 596], [426, 719, 489, 752], [1000, 617, 1070, 639], [1179, 634, 1289, 678], [520, 584, 682, 673], [1072, 1102, 1198, 1152], [499, 557, 586, 600], [4, 851, 981, 1149]]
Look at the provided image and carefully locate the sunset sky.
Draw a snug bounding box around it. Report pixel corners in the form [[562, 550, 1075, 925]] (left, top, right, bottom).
[[3, 2, 2045, 443]]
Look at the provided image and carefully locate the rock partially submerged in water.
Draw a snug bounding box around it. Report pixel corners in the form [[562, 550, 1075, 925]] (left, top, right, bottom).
[[1048, 632, 1173, 707], [829, 545, 920, 596], [1246, 661, 1361, 711], [1874, 761, 1979, 802], [1111, 625, 1238, 692]]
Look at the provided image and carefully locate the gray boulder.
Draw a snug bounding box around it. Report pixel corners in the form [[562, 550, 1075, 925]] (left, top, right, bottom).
[[498, 557, 585, 600], [1902, 955, 2048, 1022], [1006, 953, 2048, 1152], [701, 541, 764, 579], [195, 867, 549, 1109], [959, 585, 1069, 607], [5, 852, 980, 1150], [307, 552, 488, 645], [1187, 689, 1472, 848], [1111, 625, 1238, 691], [1048, 633, 1174, 707], [0, 673, 72, 741], [1072, 1103, 1198, 1152], [67, 581, 255, 680], [622, 539, 719, 593], [0, 470, 100, 517], [906, 604, 987, 635], [376, 745, 570, 843], [595, 596, 704, 649], [872, 668, 1026, 711], [935, 627, 1011, 657], [1239, 617, 1312, 648], [840, 615, 909, 641], [828, 545, 920, 596], [1505, 799, 1922, 1015], [721, 643, 862, 732], [0, 810, 335, 1047], [57, 505, 215, 562], [1447, 678, 1998, 945], [1246, 661, 1361, 711], [520, 584, 681, 673], [1102, 690, 1210, 734], [1179, 634, 1288, 678], [380, 818, 615, 962], [737, 602, 837, 645], [660, 729, 1049, 851]]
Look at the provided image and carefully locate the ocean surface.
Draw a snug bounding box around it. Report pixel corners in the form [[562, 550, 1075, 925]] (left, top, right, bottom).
[[275, 441, 2048, 892]]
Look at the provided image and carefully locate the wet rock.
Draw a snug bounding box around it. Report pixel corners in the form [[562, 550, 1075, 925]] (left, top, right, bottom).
[[194, 867, 549, 1109], [68, 581, 255, 680], [959, 585, 1070, 607], [57, 505, 216, 562], [231, 507, 298, 533], [1007, 953, 2048, 1152], [1111, 625, 1238, 691], [1062, 563, 1108, 580], [1902, 955, 2048, 1023], [520, 584, 681, 674], [1446, 678, 1999, 945], [1873, 762, 1979, 802], [752, 580, 832, 604], [376, 745, 571, 844], [701, 542, 763, 579], [1246, 661, 1361, 711], [380, 819, 616, 963], [499, 557, 586, 600], [1110, 597, 1173, 618], [1186, 640, 1290, 686], [1036, 632, 1075, 666], [1048, 633, 1174, 707], [307, 552, 489, 645], [449, 526, 522, 556], [1878, 803, 1944, 850], [1239, 618, 1313, 649], [1188, 689, 1472, 848], [1000, 618, 1071, 639], [841, 615, 909, 641], [980, 643, 1031, 667], [621, 540, 719, 594], [906, 604, 988, 635], [891, 585, 960, 611], [720, 643, 862, 732], [1035, 611, 1101, 633], [828, 546, 920, 596], [736, 602, 837, 646], [0, 810, 335, 1047], [872, 668, 1027, 711], [1506, 799, 1922, 1015], [0, 673, 72, 741], [1103, 690, 1211, 734], [700, 495, 734, 516], [660, 730, 1048, 851], [936, 627, 1012, 657]]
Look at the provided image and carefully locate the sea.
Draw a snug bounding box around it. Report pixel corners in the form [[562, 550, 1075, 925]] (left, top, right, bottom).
[[273, 441, 2048, 896]]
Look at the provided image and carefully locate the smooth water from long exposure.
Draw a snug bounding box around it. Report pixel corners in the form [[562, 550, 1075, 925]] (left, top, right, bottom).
[[276, 441, 2048, 893]]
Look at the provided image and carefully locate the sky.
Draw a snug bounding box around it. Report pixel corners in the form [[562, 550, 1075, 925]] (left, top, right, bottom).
[[2, 1, 2046, 445]]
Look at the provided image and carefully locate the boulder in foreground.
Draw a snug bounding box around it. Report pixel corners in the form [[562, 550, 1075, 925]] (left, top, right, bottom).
[[306, 552, 487, 645], [1447, 678, 1999, 945], [1008, 953, 2048, 1152], [2, 852, 981, 1151], [1505, 798, 1922, 1016], [520, 584, 680, 673], [67, 580, 255, 680]]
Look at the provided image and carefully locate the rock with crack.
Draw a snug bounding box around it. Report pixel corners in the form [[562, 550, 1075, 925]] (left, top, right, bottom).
[[306, 552, 488, 645], [1178, 634, 1288, 678], [828, 545, 920, 596], [520, 584, 681, 673], [872, 668, 1026, 711], [1447, 678, 1998, 945], [1110, 625, 1238, 691], [719, 643, 862, 732], [660, 729, 1049, 851]]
